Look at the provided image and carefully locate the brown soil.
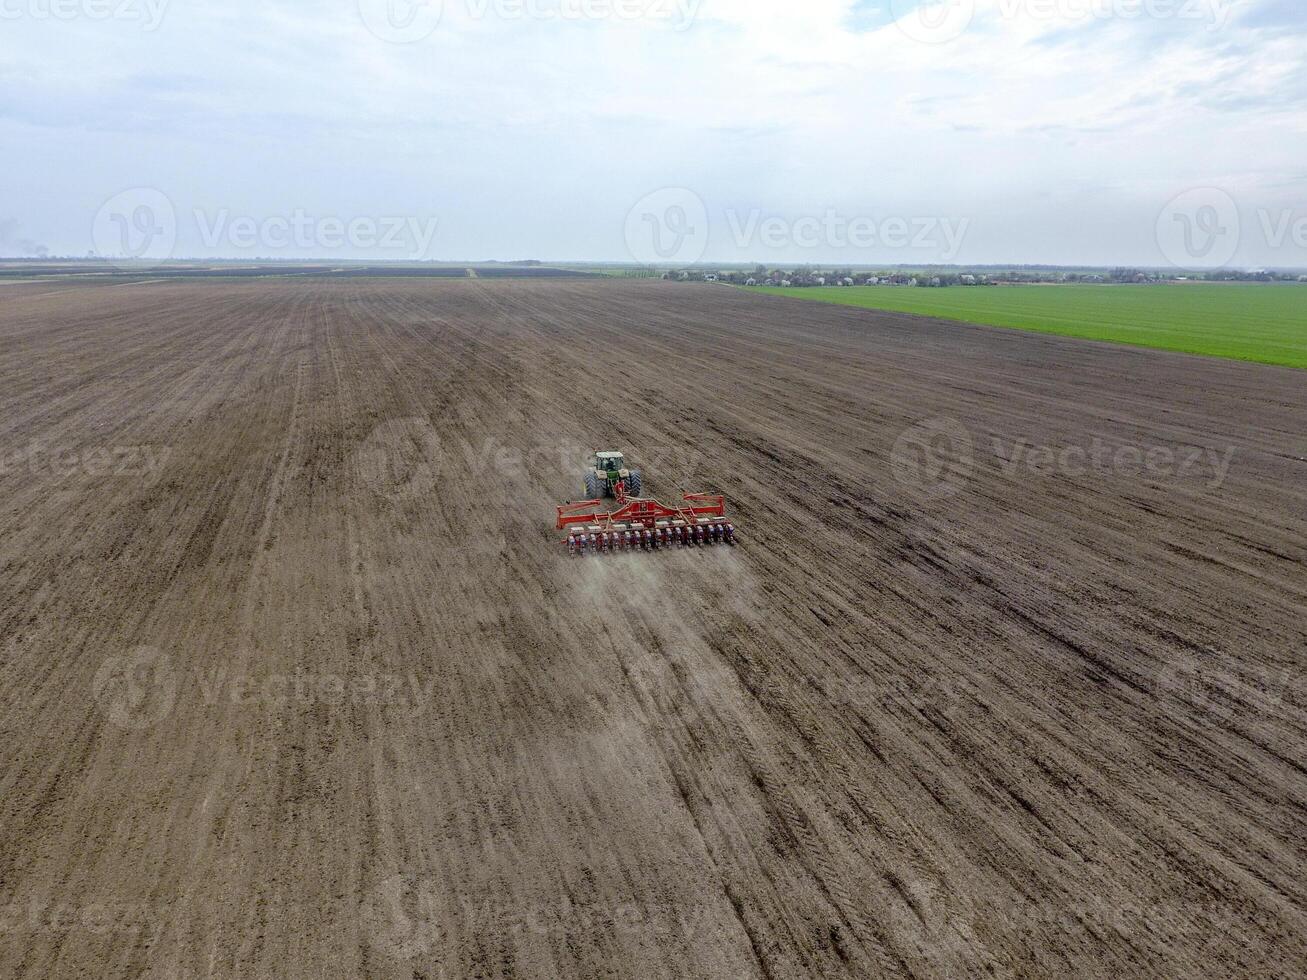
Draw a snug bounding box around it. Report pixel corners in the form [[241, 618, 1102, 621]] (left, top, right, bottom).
[[0, 277, 1304, 979]]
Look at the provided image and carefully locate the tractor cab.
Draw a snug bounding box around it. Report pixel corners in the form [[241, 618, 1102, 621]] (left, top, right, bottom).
[[586, 451, 642, 500], [595, 451, 626, 478]]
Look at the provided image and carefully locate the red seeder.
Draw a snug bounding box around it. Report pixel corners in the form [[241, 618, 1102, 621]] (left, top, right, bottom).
[[557, 487, 737, 556]]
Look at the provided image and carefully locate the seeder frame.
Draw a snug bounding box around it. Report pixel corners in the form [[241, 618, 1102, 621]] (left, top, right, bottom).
[[556, 493, 737, 554]]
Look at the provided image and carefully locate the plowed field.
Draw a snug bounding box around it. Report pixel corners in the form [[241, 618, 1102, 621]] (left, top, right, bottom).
[[1, 277, 1304, 979]]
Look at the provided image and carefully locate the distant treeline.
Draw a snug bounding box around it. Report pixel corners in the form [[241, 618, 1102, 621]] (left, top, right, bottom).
[[660, 266, 1307, 287]]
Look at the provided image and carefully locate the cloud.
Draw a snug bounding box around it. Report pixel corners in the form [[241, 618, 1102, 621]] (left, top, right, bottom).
[[0, 0, 1303, 264]]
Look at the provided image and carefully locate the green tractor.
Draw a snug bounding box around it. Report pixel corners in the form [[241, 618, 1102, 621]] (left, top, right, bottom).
[[584, 451, 643, 500]]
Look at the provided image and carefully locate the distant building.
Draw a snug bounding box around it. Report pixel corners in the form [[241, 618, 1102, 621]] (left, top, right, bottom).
[[841, 277, 854, 286], [780, 280, 792, 287], [960, 274, 976, 285]]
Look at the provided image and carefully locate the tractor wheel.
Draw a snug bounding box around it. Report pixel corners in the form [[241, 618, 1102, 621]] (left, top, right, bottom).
[[584, 471, 600, 500], [627, 471, 643, 497]]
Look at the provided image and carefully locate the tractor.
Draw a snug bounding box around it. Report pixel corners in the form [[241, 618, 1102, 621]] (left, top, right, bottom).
[[584, 451, 642, 500], [558, 450, 737, 556]]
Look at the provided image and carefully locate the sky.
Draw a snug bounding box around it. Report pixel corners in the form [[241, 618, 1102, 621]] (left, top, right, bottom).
[[1, 0, 1305, 268]]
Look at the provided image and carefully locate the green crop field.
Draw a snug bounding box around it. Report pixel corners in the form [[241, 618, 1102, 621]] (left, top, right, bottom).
[[744, 283, 1307, 369]]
